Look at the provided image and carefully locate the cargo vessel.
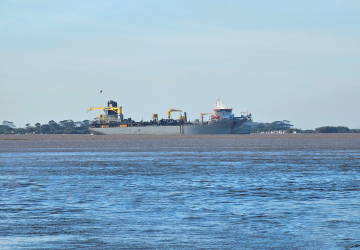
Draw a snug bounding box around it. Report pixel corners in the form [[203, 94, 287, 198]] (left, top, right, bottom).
[[88, 98, 252, 135]]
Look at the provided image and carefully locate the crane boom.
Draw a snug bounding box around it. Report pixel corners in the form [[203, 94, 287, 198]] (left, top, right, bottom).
[[87, 106, 123, 122], [241, 110, 249, 116], [200, 112, 215, 123], [166, 109, 182, 119], [87, 106, 123, 114]]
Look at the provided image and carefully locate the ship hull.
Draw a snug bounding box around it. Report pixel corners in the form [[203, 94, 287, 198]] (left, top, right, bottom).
[[89, 120, 249, 135]]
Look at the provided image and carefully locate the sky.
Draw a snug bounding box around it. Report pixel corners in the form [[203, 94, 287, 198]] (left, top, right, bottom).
[[1, 0, 359, 129]]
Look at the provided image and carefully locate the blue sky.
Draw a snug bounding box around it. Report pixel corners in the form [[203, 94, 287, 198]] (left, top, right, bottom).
[[1, 0, 360, 129]]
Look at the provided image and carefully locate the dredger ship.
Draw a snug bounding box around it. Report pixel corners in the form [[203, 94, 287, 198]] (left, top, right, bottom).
[[88, 98, 252, 135]]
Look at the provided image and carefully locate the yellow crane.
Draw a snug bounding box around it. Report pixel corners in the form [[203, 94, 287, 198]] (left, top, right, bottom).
[[87, 106, 123, 113], [200, 112, 215, 123], [87, 106, 123, 123], [241, 110, 249, 116], [166, 109, 182, 120], [152, 113, 158, 122]]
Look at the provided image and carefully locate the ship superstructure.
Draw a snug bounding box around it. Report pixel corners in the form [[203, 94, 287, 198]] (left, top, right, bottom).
[[88, 98, 252, 135], [212, 97, 235, 120]]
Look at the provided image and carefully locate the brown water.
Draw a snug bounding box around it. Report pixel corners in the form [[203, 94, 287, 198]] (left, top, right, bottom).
[[1, 134, 360, 249]]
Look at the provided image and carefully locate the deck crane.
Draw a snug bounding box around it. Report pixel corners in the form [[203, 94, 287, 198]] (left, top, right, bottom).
[[241, 110, 249, 116], [200, 113, 215, 123], [152, 113, 158, 122], [241, 110, 252, 120], [166, 109, 183, 120], [87, 106, 123, 123]]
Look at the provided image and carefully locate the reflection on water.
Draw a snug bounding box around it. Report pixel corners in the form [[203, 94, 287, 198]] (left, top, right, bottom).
[[1, 134, 360, 249]]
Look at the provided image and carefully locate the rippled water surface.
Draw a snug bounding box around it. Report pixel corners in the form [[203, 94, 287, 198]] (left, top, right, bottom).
[[1, 134, 360, 249]]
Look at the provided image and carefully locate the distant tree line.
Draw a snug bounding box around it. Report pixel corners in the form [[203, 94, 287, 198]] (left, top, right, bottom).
[[314, 126, 358, 133], [0, 120, 90, 134], [242, 120, 293, 133], [242, 121, 359, 133], [298, 126, 359, 133]]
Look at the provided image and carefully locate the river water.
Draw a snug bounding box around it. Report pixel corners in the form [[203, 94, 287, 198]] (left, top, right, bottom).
[[1, 134, 359, 249]]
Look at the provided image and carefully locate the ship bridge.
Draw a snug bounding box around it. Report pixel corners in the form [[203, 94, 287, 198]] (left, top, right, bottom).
[[212, 98, 234, 120]]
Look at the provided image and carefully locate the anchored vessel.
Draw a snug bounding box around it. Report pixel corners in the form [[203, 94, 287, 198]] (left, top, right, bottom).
[[88, 98, 252, 135]]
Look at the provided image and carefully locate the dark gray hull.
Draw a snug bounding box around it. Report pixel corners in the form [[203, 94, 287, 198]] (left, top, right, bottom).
[[89, 120, 249, 135]]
